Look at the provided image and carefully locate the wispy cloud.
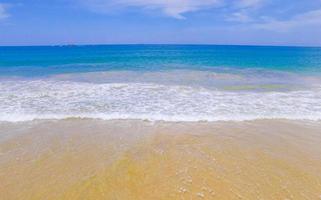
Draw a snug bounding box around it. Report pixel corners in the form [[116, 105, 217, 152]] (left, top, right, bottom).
[[226, 0, 264, 23], [82, 0, 222, 19], [234, 0, 264, 9], [253, 9, 321, 31], [0, 3, 9, 20], [226, 11, 253, 23], [79, 0, 321, 34], [81, 0, 267, 19]]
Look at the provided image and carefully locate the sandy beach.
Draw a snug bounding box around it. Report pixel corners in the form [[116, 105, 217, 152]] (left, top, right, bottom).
[[1, 119, 321, 200]]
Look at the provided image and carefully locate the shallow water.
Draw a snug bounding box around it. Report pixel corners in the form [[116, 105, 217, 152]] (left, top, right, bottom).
[[1, 70, 321, 122]]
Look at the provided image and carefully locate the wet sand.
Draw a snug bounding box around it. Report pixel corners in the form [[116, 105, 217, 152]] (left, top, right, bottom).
[[1, 120, 321, 199]]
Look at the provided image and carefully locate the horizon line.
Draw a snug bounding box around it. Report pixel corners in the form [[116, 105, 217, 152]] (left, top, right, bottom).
[[0, 43, 321, 48]]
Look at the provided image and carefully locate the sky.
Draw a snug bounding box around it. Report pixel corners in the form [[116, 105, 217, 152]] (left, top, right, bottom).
[[0, 0, 321, 46]]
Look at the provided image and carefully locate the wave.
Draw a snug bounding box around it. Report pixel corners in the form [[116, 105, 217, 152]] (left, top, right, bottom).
[[1, 79, 321, 122]]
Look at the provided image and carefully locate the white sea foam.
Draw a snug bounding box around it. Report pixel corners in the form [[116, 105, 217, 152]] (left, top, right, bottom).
[[1, 78, 321, 122]]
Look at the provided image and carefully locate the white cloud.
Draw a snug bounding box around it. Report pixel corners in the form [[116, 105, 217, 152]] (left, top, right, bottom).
[[254, 9, 321, 31], [80, 0, 268, 20], [82, 0, 267, 19], [82, 0, 221, 19], [226, 11, 253, 23], [234, 0, 263, 9], [224, 0, 264, 23], [0, 3, 9, 20]]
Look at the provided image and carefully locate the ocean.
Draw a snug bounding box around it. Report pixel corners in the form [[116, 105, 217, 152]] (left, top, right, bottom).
[[0, 45, 320, 122]]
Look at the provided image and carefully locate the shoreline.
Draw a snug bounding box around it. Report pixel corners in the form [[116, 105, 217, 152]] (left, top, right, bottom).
[[1, 116, 321, 124]]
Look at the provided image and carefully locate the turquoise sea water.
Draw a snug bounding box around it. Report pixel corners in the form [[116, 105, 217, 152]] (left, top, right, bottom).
[[0, 45, 321, 122], [1, 45, 321, 76]]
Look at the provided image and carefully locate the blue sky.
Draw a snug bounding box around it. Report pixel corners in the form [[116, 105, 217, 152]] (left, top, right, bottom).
[[0, 0, 321, 46]]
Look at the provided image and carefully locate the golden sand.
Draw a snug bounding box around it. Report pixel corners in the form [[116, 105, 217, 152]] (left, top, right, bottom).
[[1, 120, 321, 200]]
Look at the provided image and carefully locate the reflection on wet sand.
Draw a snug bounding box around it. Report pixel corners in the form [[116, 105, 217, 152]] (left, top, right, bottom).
[[1, 120, 321, 199]]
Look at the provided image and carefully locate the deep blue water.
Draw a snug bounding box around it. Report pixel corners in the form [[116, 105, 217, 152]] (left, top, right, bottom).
[[1, 45, 321, 77]]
